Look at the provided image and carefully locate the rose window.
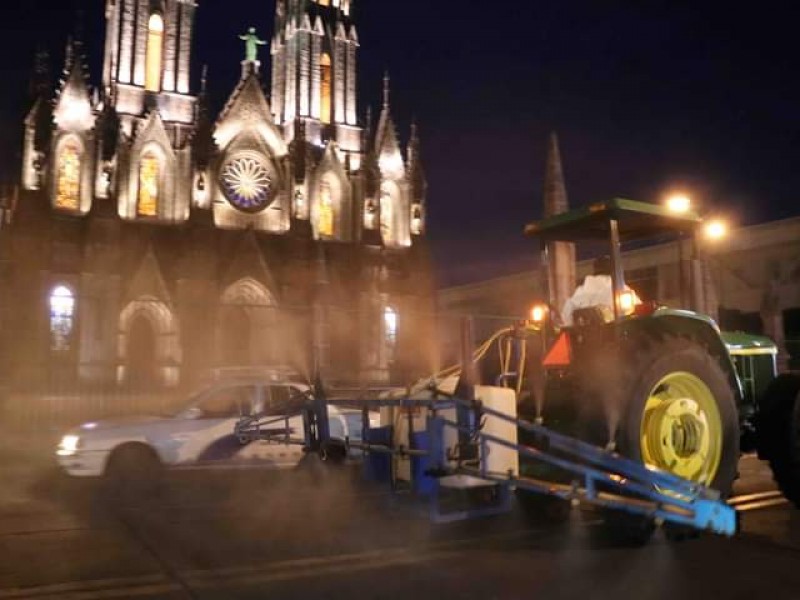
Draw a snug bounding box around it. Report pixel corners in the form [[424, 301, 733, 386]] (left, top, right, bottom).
[[221, 154, 273, 212]]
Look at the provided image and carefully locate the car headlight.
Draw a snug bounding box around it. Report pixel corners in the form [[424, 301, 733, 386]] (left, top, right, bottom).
[[57, 435, 82, 457]]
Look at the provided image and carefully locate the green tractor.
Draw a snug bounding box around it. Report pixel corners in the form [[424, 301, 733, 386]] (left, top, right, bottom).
[[521, 198, 800, 538]]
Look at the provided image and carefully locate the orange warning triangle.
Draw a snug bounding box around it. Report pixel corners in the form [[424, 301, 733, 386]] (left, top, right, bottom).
[[543, 332, 572, 367]]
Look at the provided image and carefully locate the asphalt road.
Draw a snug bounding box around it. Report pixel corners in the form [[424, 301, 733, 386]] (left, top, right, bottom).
[[1, 437, 799, 600]]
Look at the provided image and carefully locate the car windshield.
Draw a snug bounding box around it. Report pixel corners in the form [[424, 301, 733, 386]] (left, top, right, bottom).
[[167, 384, 252, 419]]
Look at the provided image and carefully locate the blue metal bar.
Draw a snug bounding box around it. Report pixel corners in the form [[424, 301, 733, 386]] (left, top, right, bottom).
[[234, 392, 737, 536], [459, 398, 711, 498]]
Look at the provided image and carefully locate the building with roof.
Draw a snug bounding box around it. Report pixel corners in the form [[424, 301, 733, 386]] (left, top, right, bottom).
[[1, 0, 435, 395]]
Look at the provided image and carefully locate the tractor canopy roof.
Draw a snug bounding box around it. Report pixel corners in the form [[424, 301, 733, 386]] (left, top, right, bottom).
[[524, 198, 702, 243]]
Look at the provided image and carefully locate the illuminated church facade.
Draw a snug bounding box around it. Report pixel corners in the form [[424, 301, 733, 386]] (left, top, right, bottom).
[[2, 0, 434, 390]]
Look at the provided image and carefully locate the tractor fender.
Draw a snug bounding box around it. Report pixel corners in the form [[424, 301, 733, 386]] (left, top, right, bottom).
[[619, 311, 744, 406]]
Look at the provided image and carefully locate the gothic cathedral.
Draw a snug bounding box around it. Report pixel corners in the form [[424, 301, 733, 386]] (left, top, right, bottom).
[[2, 0, 435, 391]]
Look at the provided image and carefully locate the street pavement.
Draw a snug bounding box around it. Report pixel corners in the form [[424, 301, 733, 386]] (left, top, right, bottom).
[[1, 432, 799, 600]]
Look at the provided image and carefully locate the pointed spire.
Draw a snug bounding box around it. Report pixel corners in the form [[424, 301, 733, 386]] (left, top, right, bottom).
[[408, 118, 426, 192], [29, 47, 51, 99], [542, 132, 576, 318], [53, 37, 94, 131], [383, 71, 390, 109], [64, 36, 74, 73], [200, 64, 209, 97], [543, 132, 569, 217], [363, 105, 373, 151], [375, 75, 405, 179], [408, 118, 419, 162]]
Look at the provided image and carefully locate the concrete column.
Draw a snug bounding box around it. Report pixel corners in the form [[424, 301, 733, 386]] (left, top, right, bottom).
[[133, 0, 148, 87], [162, 1, 179, 92], [346, 42, 357, 125], [310, 35, 321, 120], [119, 0, 134, 84], [177, 2, 194, 94], [334, 39, 345, 124], [284, 34, 297, 122], [299, 31, 310, 117]]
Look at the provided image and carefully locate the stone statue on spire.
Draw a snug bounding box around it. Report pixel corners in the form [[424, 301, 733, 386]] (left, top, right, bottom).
[[239, 27, 267, 63]]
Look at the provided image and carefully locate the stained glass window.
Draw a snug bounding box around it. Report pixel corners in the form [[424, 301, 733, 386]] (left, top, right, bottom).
[[137, 152, 160, 217], [50, 285, 75, 352], [318, 180, 334, 237], [146, 14, 164, 92], [384, 306, 398, 364], [320, 53, 332, 125], [55, 141, 81, 210], [221, 154, 273, 212], [380, 188, 394, 245]]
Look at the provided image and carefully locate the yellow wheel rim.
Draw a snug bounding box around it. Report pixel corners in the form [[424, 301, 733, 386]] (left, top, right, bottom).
[[640, 372, 722, 485]]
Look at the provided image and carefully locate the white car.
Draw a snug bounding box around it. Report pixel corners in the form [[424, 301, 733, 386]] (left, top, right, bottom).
[[56, 376, 371, 479]]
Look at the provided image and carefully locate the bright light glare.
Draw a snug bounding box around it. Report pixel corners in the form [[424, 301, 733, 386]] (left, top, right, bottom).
[[618, 290, 636, 314], [530, 304, 547, 323], [50, 286, 75, 317], [704, 219, 728, 241], [56, 435, 81, 457], [666, 194, 692, 214]]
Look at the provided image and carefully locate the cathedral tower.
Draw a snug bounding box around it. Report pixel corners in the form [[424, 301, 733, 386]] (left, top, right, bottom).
[[102, 0, 197, 126], [100, 0, 199, 222], [270, 0, 361, 164]]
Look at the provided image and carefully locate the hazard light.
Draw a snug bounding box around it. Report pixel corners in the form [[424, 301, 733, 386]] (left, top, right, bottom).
[[617, 290, 636, 315], [530, 304, 548, 325]]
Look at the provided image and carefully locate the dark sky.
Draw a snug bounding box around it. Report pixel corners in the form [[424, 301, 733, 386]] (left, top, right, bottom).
[[1, 1, 798, 286]]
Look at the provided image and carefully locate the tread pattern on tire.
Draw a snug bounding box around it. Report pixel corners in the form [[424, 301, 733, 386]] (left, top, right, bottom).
[[760, 374, 800, 507]]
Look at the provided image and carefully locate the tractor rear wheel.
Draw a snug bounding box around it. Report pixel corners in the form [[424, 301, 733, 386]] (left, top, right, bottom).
[[758, 374, 800, 507], [596, 337, 740, 543]]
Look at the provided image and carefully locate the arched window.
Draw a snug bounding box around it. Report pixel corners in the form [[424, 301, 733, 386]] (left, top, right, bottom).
[[380, 187, 395, 245], [318, 179, 334, 237], [145, 13, 164, 92], [137, 151, 160, 217], [384, 306, 398, 364], [320, 53, 332, 125], [55, 140, 81, 210], [50, 285, 75, 352]]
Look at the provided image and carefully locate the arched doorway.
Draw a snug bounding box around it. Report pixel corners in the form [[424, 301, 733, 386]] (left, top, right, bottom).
[[219, 278, 280, 368], [127, 314, 157, 387], [220, 306, 253, 366], [118, 297, 180, 387]]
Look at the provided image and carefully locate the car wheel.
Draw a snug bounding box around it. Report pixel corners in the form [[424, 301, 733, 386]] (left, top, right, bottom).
[[104, 444, 163, 501]]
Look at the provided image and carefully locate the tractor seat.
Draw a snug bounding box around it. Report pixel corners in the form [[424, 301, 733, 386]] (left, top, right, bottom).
[[571, 305, 613, 328]]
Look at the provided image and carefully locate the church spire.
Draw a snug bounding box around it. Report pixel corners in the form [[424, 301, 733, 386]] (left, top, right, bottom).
[[375, 74, 404, 180], [383, 71, 391, 109], [543, 132, 568, 217], [408, 119, 427, 237], [541, 132, 576, 317]]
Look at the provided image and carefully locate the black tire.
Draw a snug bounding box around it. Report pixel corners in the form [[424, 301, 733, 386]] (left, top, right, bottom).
[[615, 337, 740, 496], [758, 374, 800, 507], [103, 444, 163, 501], [587, 337, 739, 544]]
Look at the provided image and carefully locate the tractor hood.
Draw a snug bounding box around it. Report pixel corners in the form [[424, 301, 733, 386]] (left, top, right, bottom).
[[721, 332, 778, 357]]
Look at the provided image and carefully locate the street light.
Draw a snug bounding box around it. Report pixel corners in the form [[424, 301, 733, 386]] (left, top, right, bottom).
[[666, 193, 692, 215], [704, 218, 728, 242]]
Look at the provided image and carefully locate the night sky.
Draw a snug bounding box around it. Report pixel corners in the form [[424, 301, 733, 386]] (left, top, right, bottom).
[[1, 1, 798, 286]]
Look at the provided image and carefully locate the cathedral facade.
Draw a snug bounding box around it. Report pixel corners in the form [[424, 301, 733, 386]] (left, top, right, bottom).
[[2, 0, 435, 393]]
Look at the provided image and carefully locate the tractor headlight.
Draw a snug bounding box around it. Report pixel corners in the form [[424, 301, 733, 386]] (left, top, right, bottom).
[[57, 435, 82, 457], [530, 304, 548, 326]]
